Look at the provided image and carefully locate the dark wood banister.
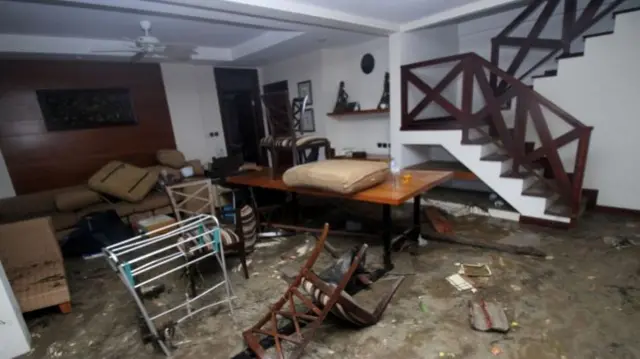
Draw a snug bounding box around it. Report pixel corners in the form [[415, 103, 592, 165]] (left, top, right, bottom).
[[401, 52, 592, 217]]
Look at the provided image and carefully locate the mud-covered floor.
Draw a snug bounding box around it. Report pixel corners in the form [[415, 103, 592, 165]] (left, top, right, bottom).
[[19, 210, 640, 359]]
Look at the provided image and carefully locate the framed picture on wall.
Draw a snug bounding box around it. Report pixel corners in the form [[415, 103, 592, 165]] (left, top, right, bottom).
[[301, 108, 315, 132], [297, 80, 313, 106]]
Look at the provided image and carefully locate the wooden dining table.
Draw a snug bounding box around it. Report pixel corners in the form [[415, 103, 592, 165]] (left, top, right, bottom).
[[226, 168, 453, 270]]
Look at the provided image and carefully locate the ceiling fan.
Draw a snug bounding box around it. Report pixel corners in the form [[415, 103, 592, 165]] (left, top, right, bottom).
[[92, 20, 197, 62]]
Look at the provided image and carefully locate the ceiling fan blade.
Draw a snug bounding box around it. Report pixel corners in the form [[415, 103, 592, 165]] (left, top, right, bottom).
[[130, 52, 146, 63], [162, 43, 197, 54], [91, 49, 139, 53]]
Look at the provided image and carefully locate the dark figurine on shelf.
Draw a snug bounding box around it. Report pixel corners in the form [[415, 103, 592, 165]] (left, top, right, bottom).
[[377, 72, 390, 110], [333, 81, 350, 113]]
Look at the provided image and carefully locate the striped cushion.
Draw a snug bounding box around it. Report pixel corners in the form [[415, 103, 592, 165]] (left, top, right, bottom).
[[260, 135, 329, 148], [179, 205, 257, 255], [301, 278, 369, 326], [239, 205, 257, 251], [221, 205, 257, 253]]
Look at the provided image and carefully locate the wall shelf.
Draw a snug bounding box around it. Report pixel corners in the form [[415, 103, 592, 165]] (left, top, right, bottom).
[[327, 108, 389, 117]]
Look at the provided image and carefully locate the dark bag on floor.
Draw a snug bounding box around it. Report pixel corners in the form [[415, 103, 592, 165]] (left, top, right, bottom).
[[62, 210, 134, 257]]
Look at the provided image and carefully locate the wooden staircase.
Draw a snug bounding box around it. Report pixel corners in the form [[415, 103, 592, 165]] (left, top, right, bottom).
[[398, 0, 633, 223], [401, 52, 592, 221]]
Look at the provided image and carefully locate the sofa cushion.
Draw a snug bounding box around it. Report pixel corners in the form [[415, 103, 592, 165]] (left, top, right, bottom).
[[132, 192, 171, 213], [157, 149, 186, 169], [88, 161, 158, 202], [0, 186, 85, 223], [78, 201, 137, 218], [51, 212, 80, 231], [55, 188, 103, 212], [282, 159, 389, 194]]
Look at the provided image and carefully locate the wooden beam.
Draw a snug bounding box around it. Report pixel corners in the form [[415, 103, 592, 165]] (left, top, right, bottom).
[[408, 60, 464, 119]]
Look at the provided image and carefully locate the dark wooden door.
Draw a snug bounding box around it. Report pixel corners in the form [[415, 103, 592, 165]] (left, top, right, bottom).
[[219, 91, 261, 164], [214, 68, 265, 165]]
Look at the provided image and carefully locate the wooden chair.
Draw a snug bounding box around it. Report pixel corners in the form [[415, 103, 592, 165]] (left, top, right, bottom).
[[260, 92, 331, 174], [243, 224, 404, 358], [165, 179, 256, 279]]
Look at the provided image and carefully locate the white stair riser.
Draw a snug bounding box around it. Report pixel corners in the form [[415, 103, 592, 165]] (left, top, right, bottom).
[[401, 129, 568, 222]]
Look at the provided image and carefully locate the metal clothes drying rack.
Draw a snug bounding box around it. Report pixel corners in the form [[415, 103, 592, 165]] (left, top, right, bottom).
[[103, 214, 236, 356]]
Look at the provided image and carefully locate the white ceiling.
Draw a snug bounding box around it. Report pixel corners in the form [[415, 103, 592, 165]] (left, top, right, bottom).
[[292, 0, 483, 23], [0, 0, 523, 65], [0, 1, 264, 47]]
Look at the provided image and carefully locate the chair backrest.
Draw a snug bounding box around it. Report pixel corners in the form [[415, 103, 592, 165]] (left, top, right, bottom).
[[238, 204, 258, 251], [261, 91, 308, 138], [165, 179, 216, 222]]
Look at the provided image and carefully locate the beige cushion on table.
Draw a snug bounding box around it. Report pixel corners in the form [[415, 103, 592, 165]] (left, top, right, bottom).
[[55, 188, 103, 211], [157, 149, 186, 169], [88, 161, 158, 202], [282, 159, 389, 194]]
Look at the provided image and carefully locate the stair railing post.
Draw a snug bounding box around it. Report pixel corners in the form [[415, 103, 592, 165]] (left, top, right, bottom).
[[571, 127, 593, 215]]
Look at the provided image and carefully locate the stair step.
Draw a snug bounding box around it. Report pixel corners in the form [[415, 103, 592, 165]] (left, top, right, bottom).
[[583, 31, 613, 40], [532, 71, 558, 80], [501, 170, 529, 179], [480, 152, 510, 162], [545, 199, 572, 217], [522, 181, 556, 198], [613, 6, 640, 18], [406, 160, 478, 181], [463, 136, 493, 145], [545, 197, 588, 218], [556, 52, 584, 60]]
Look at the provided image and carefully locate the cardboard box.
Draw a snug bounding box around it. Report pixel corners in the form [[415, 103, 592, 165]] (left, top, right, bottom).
[[135, 214, 177, 236]]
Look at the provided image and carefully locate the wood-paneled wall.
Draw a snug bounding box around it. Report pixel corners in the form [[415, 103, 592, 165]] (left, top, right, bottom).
[[0, 60, 176, 194]]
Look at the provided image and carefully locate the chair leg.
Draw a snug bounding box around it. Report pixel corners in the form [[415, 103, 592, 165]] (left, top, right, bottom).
[[271, 148, 279, 179], [235, 206, 250, 280], [240, 250, 249, 279]]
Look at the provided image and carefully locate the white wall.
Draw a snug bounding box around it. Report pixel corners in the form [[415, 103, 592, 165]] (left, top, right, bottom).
[[259, 37, 391, 156], [390, 24, 461, 168], [161, 63, 227, 164], [260, 50, 326, 136], [457, 0, 640, 83], [532, 10, 640, 210], [321, 37, 390, 155]]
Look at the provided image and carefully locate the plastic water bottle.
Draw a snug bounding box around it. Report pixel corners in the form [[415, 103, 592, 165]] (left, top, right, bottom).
[[390, 158, 401, 189]]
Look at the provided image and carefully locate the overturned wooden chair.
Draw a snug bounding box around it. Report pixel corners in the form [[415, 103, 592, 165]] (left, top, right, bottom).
[[242, 224, 404, 359]]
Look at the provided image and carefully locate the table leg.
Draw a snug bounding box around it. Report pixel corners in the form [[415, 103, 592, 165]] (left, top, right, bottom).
[[413, 195, 421, 233], [291, 192, 299, 225], [382, 204, 393, 270]]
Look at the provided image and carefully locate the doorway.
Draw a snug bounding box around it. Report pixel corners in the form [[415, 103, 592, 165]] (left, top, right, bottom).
[[214, 68, 265, 165]]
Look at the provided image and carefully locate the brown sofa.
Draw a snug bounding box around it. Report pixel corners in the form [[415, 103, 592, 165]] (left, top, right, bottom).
[[0, 151, 206, 240], [0, 184, 174, 240]]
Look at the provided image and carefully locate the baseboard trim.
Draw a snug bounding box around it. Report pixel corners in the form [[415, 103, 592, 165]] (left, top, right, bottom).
[[582, 188, 599, 210], [519, 215, 573, 230], [594, 205, 640, 216]]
